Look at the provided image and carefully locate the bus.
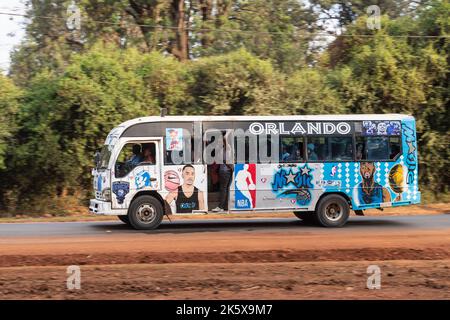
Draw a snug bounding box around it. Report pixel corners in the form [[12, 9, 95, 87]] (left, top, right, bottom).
[[89, 114, 420, 229]]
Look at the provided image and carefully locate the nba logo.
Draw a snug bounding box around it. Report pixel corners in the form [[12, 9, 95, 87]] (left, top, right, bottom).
[[234, 164, 256, 209]]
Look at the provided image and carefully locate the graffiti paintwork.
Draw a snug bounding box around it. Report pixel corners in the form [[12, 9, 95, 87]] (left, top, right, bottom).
[[98, 118, 420, 215], [162, 165, 207, 214], [363, 121, 401, 136], [356, 162, 391, 204], [135, 170, 152, 190]]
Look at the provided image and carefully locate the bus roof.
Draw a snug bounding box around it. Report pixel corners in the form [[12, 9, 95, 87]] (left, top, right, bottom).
[[117, 114, 414, 129]]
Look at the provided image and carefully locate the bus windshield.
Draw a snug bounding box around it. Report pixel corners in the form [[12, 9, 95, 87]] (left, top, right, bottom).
[[97, 145, 112, 169]]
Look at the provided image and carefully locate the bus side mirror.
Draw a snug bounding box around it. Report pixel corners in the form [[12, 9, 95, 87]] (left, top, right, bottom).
[[94, 150, 101, 168]]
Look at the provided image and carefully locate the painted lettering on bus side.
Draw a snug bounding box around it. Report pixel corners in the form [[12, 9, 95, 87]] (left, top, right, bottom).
[[402, 124, 417, 185], [248, 122, 351, 135]]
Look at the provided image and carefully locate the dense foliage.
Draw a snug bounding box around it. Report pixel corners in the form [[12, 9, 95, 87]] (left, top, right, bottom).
[[0, 0, 448, 214]]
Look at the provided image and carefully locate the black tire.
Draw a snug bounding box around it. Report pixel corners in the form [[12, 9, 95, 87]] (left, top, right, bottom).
[[315, 194, 350, 228], [128, 195, 164, 230], [293, 211, 316, 223], [117, 215, 130, 225]]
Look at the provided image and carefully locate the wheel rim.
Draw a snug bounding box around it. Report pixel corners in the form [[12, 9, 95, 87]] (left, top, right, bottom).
[[324, 202, 343, 221], [136, 203, 156, 224]]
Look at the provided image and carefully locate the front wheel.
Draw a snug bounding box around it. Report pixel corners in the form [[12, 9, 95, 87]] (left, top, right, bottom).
[[117, 215, 130, 225], [128, 195, 164, 230], [315, 195, 350, 227]]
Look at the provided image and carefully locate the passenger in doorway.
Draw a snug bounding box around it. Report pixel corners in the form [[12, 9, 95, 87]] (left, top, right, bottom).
[[307, 143, 318, 161], [212, 137, 233, 212], [141, 144, 155, 164]]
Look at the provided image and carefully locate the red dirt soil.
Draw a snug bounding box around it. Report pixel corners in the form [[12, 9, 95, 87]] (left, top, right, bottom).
[[0, 224, 449, 299]]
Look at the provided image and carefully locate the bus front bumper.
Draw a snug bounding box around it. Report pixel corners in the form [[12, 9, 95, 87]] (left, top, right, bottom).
[[89, 199, 115, 215]]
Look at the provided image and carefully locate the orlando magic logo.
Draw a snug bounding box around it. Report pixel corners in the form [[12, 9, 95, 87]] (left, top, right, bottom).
[[272, 164, 313, 206], [112, 181, 130, 204]]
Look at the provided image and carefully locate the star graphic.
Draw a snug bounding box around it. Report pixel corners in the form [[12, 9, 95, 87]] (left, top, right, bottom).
[[284, 170, 296, 184], [407, 141, 416, 154], [300, 165, 311, 175]]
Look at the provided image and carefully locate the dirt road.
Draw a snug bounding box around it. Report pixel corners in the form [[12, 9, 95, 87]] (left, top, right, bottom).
[[0, 214, 449, 299]]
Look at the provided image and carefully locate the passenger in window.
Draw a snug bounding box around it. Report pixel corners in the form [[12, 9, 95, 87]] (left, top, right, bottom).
[[356, 143, 364, 160], [307, 143, 318, 161], [288, 146, 303, 162], [334, 142, 352, 161], [141, 144, 155, 164], [127, 144, 143, 167], [281, 145, 290, 162], [345, 143, 353, 158]]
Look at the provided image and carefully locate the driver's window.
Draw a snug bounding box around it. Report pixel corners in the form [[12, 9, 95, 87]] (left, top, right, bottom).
[[115, 142, 156, 178]]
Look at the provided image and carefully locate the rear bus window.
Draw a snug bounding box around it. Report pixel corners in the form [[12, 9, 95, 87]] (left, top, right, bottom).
[[356, 136, 401, 161]]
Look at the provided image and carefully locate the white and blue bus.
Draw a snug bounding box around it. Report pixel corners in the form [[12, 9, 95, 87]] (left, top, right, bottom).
[[89, 114, 420, 229]]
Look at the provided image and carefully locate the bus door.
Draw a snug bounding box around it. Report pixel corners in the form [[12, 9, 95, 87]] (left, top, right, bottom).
[[111, 139, 162, 209]]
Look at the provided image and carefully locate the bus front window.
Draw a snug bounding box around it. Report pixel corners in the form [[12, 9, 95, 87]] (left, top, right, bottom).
[[97, 145, 112, 169]]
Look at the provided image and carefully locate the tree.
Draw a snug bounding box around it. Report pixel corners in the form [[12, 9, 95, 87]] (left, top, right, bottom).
[[0, 75, 21, 170], [326, 5, 449, 194], [189, 48, 285, 115], [284, 68, 344, 115]]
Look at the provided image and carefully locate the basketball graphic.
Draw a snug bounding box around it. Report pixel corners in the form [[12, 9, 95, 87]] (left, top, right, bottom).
[[389, 164, 405, 201], [164, 170, 180, 192]]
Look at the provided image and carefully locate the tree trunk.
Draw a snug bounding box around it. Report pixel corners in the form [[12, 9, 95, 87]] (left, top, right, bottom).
[[199, 0, 213, 48], [169, 0, 189, 61]]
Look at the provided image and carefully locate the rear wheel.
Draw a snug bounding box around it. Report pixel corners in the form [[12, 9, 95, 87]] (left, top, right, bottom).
[[315, 194, 350, 227], [293, 211, 316, 223], [117, 215, 130, 225], [128, 195, 164, 230]]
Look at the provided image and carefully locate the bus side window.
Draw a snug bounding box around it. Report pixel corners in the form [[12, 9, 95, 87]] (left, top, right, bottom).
[[367, 137, 389, 160], [355, 136, 367, 160], [389, 137, 401, 160], [115, 142, 159, 178], [356, 136, 400, 161], [307, 137, 325, 161], [280, 136, 304, 162], [330, 137, 353, 161]]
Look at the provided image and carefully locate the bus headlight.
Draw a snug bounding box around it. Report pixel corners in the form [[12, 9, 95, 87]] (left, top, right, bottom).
[[102, 188, 111, 201]]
